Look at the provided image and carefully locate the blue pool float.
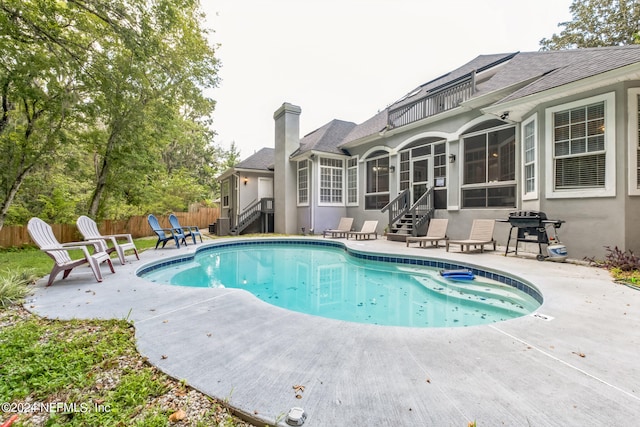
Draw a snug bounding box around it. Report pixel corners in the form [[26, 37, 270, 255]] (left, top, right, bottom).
[[439, 269, 475, 280]]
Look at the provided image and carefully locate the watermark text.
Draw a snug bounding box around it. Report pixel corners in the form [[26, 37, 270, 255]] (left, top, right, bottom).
[[1, 401, 111, 414]]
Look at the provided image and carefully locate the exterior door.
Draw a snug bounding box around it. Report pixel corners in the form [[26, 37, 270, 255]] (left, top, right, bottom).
[[258, 177, 273, 199], [411, 156, 432, 204]]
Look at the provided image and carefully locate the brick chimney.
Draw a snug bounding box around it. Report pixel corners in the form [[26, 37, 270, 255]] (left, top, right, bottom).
[[273, 103, 301, 234]]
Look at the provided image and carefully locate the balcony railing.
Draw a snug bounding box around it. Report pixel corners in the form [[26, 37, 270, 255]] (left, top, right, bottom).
[[388, 73, 475, 129]]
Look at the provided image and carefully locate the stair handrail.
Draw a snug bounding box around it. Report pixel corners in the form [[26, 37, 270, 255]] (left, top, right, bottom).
[[235, 199, 263, 232], [232, 197, 276, 235], [381, 189, 410, 228], [408, 187, 434, 236]]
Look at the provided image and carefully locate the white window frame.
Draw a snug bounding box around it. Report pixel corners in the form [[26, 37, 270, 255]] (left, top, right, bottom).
[[221, 179, 230, 208], [364, 152, 390, 210], [318, 157, 344, 206], [545, 92, 616, 199], [346, 156, 359, 206], [628, 88, 640, 196], [297, 159, 309, 206], [460, 124, 517, 208], [522, 113, 538, 200]]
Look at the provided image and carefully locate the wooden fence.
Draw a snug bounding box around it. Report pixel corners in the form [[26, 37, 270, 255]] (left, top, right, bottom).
[[0, 208, 220, 248]]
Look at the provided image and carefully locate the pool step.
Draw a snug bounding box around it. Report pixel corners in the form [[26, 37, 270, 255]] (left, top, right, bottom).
[[396, 267, 536, 315]]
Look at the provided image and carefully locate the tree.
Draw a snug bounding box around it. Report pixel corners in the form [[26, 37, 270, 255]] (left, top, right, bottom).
[[0, 0, 220, 228], [71, 0, 219, 217], [540, 0, 640, 50], [0, 0, 83, 230]]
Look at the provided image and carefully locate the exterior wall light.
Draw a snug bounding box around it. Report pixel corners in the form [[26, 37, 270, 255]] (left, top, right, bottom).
[[448, 154, 456, 163], [389, 165, 396, 173], [243, 177, 248, 186]]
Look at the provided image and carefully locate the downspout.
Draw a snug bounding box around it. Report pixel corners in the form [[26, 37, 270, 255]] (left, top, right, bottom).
[[232, 173, 240, 227], [309, 158, 315, 234]]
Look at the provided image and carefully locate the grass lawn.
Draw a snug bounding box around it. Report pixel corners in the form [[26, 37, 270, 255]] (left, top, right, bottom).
[[0, 237, 256, 427]]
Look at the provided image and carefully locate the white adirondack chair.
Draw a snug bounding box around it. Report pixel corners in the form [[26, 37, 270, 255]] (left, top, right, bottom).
[[76, 215, 139, 265], [27, 217, 115, 286]]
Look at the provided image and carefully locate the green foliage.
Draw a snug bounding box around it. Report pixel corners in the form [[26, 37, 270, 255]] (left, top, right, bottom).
[[0, 317, 134, 401], [540, 0, 640, 50], [0, 246, 55, 278], [0, 269, 37, 307], [0, 307, 251, 426], [586, 246, 640, 287], [0, 0, 224, 226]]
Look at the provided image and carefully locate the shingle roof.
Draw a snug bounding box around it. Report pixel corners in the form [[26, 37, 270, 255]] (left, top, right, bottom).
[[339, 110, 388, 145], [388, 53, 517, 110], [340, 45, 640, 145], [291, 119, 356, 157], [235, 147, 274, 171], [495, 45, 640, 103]]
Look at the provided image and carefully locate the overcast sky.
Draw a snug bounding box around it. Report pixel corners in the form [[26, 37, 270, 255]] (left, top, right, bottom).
[[202, 0, 573, 158]]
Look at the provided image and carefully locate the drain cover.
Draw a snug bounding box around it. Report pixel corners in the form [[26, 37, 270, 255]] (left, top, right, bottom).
[[286, 407, 307, 426]]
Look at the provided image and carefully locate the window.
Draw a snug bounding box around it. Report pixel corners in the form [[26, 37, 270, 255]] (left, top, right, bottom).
[[365, 153, 389, 209], [433, 142, 447, 209], [628, 89, 640, 196], [347, 157, 358, 206], [554, 102, 605, 188], [545, 92, 615, 198], [461, 125, 516, 208], [297, 160, 309, 205], [319, 157, 343, 204], [522, 114, 537, 199], [221, 180, 229, 208]]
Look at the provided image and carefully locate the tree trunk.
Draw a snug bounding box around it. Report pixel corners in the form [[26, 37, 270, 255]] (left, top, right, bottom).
[[87, 126, 118, 217], [0, 165, 35, 231]]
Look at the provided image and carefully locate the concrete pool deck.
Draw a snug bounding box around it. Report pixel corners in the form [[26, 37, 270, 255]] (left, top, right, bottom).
[[26, 236, 640, 426]]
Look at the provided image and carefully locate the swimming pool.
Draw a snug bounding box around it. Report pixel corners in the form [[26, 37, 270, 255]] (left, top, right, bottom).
[[138, 239, 542, 328]]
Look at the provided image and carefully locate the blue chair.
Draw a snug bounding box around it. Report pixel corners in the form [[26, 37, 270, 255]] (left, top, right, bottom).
[[169, 213, 203, 244], [147, 214, 186, 249]]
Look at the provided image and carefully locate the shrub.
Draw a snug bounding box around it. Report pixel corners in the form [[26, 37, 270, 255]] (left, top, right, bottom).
[[585, 246, 640, 271], [0, 269, 37, 308]]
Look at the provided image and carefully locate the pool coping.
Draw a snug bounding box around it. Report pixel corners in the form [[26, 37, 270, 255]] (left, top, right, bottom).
[[25, 235, 640, 426]]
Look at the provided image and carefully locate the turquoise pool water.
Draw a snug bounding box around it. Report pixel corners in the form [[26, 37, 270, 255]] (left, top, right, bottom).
[[139, 240, 542, 328]]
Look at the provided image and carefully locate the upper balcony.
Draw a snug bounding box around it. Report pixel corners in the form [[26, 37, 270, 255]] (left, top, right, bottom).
[[387, 72, 476, 129]]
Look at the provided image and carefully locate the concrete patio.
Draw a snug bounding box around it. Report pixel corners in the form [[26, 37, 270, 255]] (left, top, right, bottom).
[[26, 236, 640, 426]]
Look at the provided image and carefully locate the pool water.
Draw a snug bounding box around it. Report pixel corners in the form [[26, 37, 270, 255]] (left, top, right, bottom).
[[140, 242, 541, 328]]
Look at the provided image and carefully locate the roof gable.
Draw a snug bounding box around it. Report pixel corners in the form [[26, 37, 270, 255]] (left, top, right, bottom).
[[235, 147, 275, 171], [292, 119, 356, 156]]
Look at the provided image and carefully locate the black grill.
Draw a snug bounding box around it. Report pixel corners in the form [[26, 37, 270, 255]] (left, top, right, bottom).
[[504, 211, 564, 261]]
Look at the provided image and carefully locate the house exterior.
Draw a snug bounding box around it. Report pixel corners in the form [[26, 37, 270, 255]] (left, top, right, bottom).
[[217, 147, 275, 235], [219, 46, 640, 259]]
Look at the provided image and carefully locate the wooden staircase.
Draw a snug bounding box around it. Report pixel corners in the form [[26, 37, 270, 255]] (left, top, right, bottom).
[[382, 188, 434, 242], [230, 198, 274, 235]]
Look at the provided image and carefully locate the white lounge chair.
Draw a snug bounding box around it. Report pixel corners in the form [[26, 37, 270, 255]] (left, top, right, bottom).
[[347, 220, 379, 240], [28, 217, 115, 286], [446, 219, 496, 253], [323, 217, 354, 238], [76, 215, 139, 265], [406, 219, 449, 248]]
